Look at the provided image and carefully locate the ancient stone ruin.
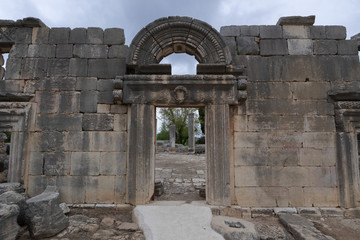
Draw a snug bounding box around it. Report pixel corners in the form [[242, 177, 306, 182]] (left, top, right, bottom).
[[0, 15, 359, 209]]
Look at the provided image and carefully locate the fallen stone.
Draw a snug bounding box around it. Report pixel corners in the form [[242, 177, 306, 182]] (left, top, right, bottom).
[[274, 207, 297, 215], [25, 186, 69, 239], [59, 203, 70, 214], [0, 182, 24, 195], [319, 208, 344, 217], [277, 15, 315, 26], [0, 203, 20, 240], [117, 222, 138, 231], [0, 191, 27, 226], [211, 216, 260, 240], [101, 217, 115, 227], [279, 213, 335, 240]]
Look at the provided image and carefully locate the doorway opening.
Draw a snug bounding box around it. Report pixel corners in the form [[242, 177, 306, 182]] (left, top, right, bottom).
[[154, 107, 206, 201]]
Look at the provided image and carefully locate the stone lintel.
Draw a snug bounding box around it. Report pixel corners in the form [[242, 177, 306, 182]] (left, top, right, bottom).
[[277, 15, 315, 26], [328, 89, 360, 101], [0, 92, 35, 102], [138, 64, 171, 75], [121, 75, 241, 105]]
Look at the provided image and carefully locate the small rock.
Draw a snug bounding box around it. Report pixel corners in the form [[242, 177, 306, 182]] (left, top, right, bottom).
[[59, 203, 70, 214], [211, 216, 260, 240], [101, 217, 115, 227], [117, 222, 139, 231], [82, 223, 99, 232]]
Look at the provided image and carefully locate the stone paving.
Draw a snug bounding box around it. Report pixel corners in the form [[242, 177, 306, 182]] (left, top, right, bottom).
[[155, 152, 206, 201]]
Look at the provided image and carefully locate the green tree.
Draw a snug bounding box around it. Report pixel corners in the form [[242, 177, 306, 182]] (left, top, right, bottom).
[[157, 108, 197, 145]]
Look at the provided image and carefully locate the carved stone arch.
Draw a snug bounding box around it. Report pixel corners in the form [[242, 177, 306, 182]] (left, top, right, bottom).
[[129, 16, 232, 65]]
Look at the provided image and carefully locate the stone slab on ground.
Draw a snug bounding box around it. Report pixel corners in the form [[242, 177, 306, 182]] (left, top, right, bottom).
[[211, 215, 260, 240], [279, 213, 335, 240], [134, 203, 224, 240]]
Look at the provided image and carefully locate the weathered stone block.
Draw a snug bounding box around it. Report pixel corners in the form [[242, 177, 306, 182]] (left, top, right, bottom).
[[46, 59, 69, 76], [220, 26, 241, 37], [337, 40, 358, 55], [277, 15, 315, 26], [248, 115, 304, 131], [26, 176, 47, 197], [267, 132, 303, 148], [49, 27, 70, 44], [69, 58, 88, 76], [80, 91, 98, 113], [325, 26, 346, 39], [32, 27, 50, 44], [108, 45, 129, 58], [300, 148, 336, 167], [39, 77, 76, 90], [247, 82, 291, 99], [283, 25, 310, 38], [303, 187, 338, 206], [98, 91, 114, 104], [0, 80, 24, 92], [115, 175, 126, 203], [104, 28, 125, 45], [233, 115, 246, 131], [287, 39, 312, 55], [73, 44, 108, 58], [259, 25, 283, 39], [4, 58, 21, 79], [114, 114, 127, 131], [85, 176, 115, 203], [0, 183, 24, 195], [236, 37, 259, 55], [313, 40, 337, 55], [234, 148, 268, 166], [35, 91, 60, 113], [88, 59, 126, 78], [55, 176, 85, 203], [269, 148, 299, 166], [21, 58, 47, 79], [55, 44, 73, 58], [39, 131, 65, 152], [235, 187, 289, 207], [69, 28, 87, 43], [15, 27, 32, 43], [97, 79, 114, 91], [246, 99, 298, 115], [305, 116, 335, 132], [9, 44, 28, 58], [0, 203, 20, 240], [59, 91, 80, 113], [82, 114, 114, 131], [25, 186, 69, 238], [0, 191, 27, 226], [309, 26, 326, 39], [240, 25, 260, 36], [36, 114, 82, 131], [44, 152, 70, 175], [291, 82, 330, 100], [110, 105, 128, 114], [234, 132, 267, 148], [100, 152, 126, 175], [303, 132, 335, 148], [260, 39, 288, 56], [28, 151, 43, 175], [28, 44, 56, 58], [97, 104, 111, 113], [87, 27, 103, 44], [71, 152, 100, 176], [222, 37, 236, 55], [75, 77, 97, 90]]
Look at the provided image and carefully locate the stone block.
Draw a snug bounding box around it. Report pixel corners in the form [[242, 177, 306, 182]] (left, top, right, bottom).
[[114, 175, 126, 203], [4, 58, 21, 79], [287, 39, 312, 55], [235, 187, 288, 207], [0, 80, 24, 92], [46, 59, 70, 77], [55, 44, 73, 58], [73, 44, 108, 58], [283, 25, 310, 38], [288, 187, 305, 206], [220, 26, 241, 37], [268, 148, 299, 166], [88, 59, 125, 78], [28, 44, 56, 58], [325, 26, 346, 39], [108, 45, 129, 58], [9, 44, 28, 58], [25, 186, 69, 238], [71, 152, 100, 176], [20, 58, 47, 79], [246, 99, 298, 115], [236, 37, 259, 55], [39, 131, 65, 152], [100, 152, 126, 175], [308, 167, 337, 187], [26, 176, 47, 197], [313, 40, 337, 55], [319, 207, 344, 217], [268, 132, 302, 148], [0, 203, 20, 240], [82, 114, 114, 131], [234, 132, 267, 148], [114, 114, 127, 131], [59, 91, 80, 113], [260, 39, 288, 56], [80, 91, 98, 113], [69, 58, 88, 76], [49, 27, 70, 44], [28, 151, 43, 175], [309, 26, 326, 39], [98, 91, 115, 104], [240, 25, 260, 36], [233, 115, 246, 131], [303, 132, 336, 148], [55, 176, 85, 203], [97, 104, 110, 113], [277, 15, 315, 26], [222, 37, 236, 55], [44, 152, 71, 175], [296, 207, 321, 216], [259, 25, 283, 39], [36, 114, 82, 131], [305, 116, 335, 132], [39, 77, 76, 90], [14, 27, 32, 43], [300, 148, 336, 166], [87, 27, 103, 44], [85, 176, 115, 203], [291, 82, 330, 100], [32, 27, 50, 43], [35, 91, 60, 113], [97, 79, 114, 91], [303, 187, 338, 206], [0, 183, 24, 195], [75, 77, 97, 90], [337, 40, 358, 55], [104, 28, 125, 45], [234, 148, 268, 166], [110, 104, 127, 114], [248, 82, 292, 99], [69, 28, 87, 43]]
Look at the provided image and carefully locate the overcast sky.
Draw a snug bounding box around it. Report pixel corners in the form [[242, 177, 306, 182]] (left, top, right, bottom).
[[1, 0, 359, 74]]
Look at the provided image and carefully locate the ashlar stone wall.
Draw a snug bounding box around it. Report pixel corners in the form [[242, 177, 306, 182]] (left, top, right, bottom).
[[0, 19, 128, 203], [221, 19, 359, 207]]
